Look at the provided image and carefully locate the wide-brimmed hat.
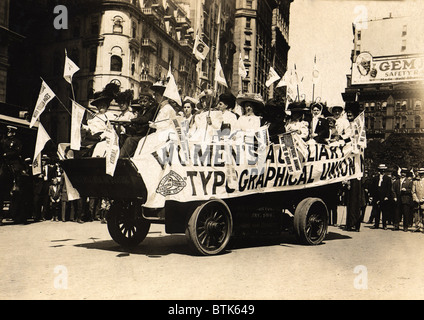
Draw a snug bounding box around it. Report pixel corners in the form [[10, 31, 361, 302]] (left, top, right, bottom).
[[6, 125, 17, 131], [401, 167, 408, 174], [151, 79, 167, 94], [218, 92, 236, 109], [91, 83, 119, 107], [345, 101, 361, 117], [378, 164, 388, 171], [115, 90, 134, 105], [287, 101, 308, 112], [418, 168, 424, 174], [236, 93, 265, 107], [329, 105, 344, 114]]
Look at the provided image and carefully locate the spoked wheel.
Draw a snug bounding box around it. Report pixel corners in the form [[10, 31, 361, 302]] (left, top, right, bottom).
[[293, 198, 328, 245], [107, 200, 151, 248], [185, 200, 233, 256]]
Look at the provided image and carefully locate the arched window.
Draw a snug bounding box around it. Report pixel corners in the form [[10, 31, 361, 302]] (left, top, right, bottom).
[[401, 116, 407, 129], [110, 46, 123, 72], [113, 16, 124, 34], [111, 55, 122, 72]]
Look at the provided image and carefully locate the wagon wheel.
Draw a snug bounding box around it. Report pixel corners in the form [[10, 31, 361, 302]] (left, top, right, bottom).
[[107, 200, 150, 248], [185, 200, 233, 256], [293, 198, 328, 245]]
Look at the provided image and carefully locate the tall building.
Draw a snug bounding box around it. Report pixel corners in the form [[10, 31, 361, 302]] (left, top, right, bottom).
[[342, 15, 424, 139], [0, 0, 23, 103], [233, 0, 292, 100], [8, 0, 197, 142]]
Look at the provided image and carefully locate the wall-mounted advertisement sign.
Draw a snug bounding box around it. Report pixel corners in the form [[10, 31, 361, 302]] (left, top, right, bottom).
[[351, 52, 424, 85]]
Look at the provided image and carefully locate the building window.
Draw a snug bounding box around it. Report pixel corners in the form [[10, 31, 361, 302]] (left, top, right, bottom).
[[395, 101, 401, 111], [246, 0, 253, 8], [401, 100, 407, 111], [382, 116, 386, 130], [370, 102, 375, 112], [111, 55, 122, 72], [168, 49, 174, 67], [246, 17, 251, 29], [357, 30, 361, 41], [113, 16, 124, 34], [157, 41, 162, 59], [364, 102, 369, 112], [401, 39, 407, 52], [245, 34, 252, 46], [381, 101, 387, 112], [395, 117, 400, 129], [415, 100, 422, 110], [132, 21, 137, 38], [401, 116, 407, 129], [402, 25, 407, 37], [415, 116, 421, 129], [244, 49, 250, 61]]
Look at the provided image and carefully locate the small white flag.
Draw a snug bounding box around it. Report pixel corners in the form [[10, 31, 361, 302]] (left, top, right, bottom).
[[164, 64, 182, 106], [32, 123, 51, 176], [276, 70, 288, 88], [30, 80, 56, 128], [265, 67, 280, 87], [70, 100, 86, 150], [105, 121, 120, 177], [63, 50, 80, 84], [193, 34, 210, 61], [239, 52, 247, 79], [62, 171, 80, 201], [214, 58, 228, 88]]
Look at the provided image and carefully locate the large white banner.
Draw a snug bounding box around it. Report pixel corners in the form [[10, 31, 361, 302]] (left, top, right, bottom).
[[132, 139, 364, 208], [352, 52, 424, 85]]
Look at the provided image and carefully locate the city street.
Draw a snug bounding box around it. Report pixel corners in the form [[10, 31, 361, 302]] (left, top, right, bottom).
[[1, 206, 424, 300]]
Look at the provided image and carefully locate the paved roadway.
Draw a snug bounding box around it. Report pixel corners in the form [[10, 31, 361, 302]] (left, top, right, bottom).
[[1, 206, 424, 300]]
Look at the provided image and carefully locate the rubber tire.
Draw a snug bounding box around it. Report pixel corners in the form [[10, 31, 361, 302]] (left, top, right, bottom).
[[185, 200, 233, 256], [293, 197, 328, 245], [107, 200, 151, 248]]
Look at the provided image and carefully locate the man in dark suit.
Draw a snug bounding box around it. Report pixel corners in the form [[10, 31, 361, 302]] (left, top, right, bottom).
[[370, 164, 393, 229], [392, 168, 414, 231], [309, 102, 330, 144]]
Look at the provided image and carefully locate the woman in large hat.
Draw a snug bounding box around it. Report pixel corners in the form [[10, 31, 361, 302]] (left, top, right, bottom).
[[236, 93, 264, 131], [309, 102, 330, 144], [285, 101, 309, 141]]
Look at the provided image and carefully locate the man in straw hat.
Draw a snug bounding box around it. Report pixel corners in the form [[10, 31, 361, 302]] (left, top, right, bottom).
[[369, 164, 393, 230]]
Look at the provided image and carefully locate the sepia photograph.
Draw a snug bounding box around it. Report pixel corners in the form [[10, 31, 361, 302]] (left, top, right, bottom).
[[0, 0, 423, 305]]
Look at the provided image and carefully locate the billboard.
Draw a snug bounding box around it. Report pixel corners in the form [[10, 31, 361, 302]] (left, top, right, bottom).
[[351, 52, 424, 85]]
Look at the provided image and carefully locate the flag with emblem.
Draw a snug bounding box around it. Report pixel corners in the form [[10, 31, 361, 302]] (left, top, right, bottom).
[[193, 34, 210, 61], [312, 55, 320, 85], [265, 67, 280, 87]]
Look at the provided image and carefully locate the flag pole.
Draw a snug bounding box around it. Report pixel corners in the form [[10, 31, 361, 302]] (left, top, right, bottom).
[[204, 0, 222, 141]]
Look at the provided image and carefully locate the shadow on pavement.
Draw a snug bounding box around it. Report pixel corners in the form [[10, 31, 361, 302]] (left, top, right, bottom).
[[74, 228, 352, 257], [74, 234, 192, 257]]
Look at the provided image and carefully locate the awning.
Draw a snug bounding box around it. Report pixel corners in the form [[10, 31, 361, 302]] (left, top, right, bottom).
[[0, 114, 38, 130]]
